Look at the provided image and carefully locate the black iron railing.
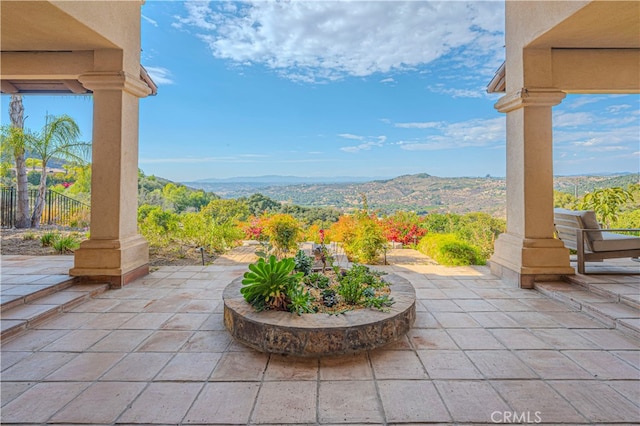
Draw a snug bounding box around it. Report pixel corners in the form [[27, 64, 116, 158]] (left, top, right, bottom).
[[0, 187, 90, 228]]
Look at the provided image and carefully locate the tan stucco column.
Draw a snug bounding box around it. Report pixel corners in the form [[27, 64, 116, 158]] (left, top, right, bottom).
[[70, 71, 151, 287], [490, 88, 575, 288]]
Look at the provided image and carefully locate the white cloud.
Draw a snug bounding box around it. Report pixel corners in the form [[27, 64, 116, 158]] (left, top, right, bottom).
[[339, 134, 386, 153], [398, 117, 505, 151], [175, 1, 504, 83], [380, 78, 396, 84], [338, 133, 365, 141], [145, 66, 175, 85], [142, 14, 158, 27], [428, 85, 484, 98], [553, 112, 594, 128], [394, 121, 442, 129], [607, 104, 632, 113]]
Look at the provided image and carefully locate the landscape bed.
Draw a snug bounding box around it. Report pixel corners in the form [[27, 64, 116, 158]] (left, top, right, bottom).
[[223, 272, 416, 357]]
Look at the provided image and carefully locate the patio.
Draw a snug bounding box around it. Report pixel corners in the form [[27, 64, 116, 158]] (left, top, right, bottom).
[[1, 247, 638, 424]]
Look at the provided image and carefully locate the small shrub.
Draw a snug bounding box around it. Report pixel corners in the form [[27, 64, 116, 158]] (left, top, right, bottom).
[[418, 233, 484, 266], [294, 250, 313, 276], [304, 272, 330, 289], [23, 232, 36, 241], [52, 235, 80, 254], [40, 232, 59, 247], [241, 256, 303, 311], [287, 283, 315, 315], [262, 214, 303, 258]]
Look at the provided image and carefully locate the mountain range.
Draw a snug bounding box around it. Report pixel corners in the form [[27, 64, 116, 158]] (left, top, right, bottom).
[[184, 172, 639, 218]]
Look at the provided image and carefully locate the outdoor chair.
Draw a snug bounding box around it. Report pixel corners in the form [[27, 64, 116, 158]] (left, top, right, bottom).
[[553, 208, 640, 274]]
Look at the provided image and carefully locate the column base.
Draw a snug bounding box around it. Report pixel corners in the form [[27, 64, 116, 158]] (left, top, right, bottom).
[[70, 234, 149, 288], [489, 233, 575, 288]]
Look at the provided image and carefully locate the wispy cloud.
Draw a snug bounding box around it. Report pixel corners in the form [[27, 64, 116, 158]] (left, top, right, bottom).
[[339, 135, 386, 153], [142, 14, 158, 27], [175, 1, 504, 83], [394, 121, 442, 129], [145, 66, 175, 85], [140, 155, 266, 164], [428, 84, 484, 99], [397, 117, 505, 151]]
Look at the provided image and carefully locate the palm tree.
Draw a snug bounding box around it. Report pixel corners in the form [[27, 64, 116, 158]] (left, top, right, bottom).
[[27, 114, 90, 228], [0, 95, 30, 228]]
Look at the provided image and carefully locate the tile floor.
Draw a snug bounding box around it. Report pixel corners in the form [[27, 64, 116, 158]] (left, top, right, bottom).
[[1, 249, 639, 425]]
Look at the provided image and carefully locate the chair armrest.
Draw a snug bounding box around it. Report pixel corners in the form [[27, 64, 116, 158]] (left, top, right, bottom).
[[597, 228, 640, 233]]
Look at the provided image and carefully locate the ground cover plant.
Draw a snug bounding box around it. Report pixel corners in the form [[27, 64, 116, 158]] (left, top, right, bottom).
[[240, 250, 393, 315]]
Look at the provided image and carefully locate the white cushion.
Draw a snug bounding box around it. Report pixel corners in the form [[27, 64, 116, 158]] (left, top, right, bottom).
[[591, 232, 640, 252], [578, 210, 603, 241]]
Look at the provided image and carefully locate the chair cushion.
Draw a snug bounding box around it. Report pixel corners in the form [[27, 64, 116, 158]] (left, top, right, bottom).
[[591, 232, 640, 252], [578, 210, 603, 241]]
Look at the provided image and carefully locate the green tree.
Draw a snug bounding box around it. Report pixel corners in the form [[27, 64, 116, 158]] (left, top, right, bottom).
[[0, 95, 30, 227], [579, 187, 634, 228], [27, 114, 90, 227], [554, 190, 578, 209], [201, 198, 249, 222], [246, 193, 281, 216]]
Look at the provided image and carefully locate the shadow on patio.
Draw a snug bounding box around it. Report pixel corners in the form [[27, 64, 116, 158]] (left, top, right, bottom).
[[1, 246, 638, 424]]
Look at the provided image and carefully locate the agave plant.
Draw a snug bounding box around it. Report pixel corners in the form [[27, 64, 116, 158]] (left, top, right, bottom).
[[241, 255, 302, 311]]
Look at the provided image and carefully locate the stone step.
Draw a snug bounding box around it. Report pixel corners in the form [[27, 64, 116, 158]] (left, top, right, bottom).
[[535, 281, 640, 340], [563, 274, 640, 310], [1, 276, 77, 311], [0, 282, 109, 340]]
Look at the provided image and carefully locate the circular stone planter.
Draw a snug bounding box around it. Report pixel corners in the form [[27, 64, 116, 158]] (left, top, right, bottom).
[[223, 273, 416, 357]]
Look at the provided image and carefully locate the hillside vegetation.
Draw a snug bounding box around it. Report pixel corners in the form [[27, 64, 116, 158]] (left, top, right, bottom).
[[187, 173, 639, 218]]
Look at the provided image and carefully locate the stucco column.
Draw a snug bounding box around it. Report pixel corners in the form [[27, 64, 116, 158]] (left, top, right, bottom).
[[490, 88, 575, 288], [70, 71, 150, 287]]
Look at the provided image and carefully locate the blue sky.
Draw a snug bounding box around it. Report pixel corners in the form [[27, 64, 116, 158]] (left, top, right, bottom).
[[2, 1, 639, 182]]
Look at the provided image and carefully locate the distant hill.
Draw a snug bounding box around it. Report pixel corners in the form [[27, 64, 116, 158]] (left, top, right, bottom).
[[184, 172, 639, 218]]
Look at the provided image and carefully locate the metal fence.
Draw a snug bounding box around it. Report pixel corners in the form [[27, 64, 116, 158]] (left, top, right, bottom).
[[0, 187, 90, 228]]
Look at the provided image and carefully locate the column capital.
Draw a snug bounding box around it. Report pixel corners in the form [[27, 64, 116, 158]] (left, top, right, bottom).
[[78, 71, 152, 98], [495, 88, 566, 113]]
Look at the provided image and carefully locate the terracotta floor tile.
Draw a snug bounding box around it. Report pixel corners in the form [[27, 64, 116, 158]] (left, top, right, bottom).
[[549, 380, 640, 423], [1, 351, 77, 381], [264, 355, 318, 380], [0, 382, 34, 407], [378, 380, 450, 423], [88, 329, 153, 352], [417, 350, 482, 379], [318, 380, 383, 424], [563, 350, 640, 379], [576, 328, 640, 350], [369, 350, 427, 379], [41, 329, 110, 352], [504, 311, 561, 328], [530, 328, 601, 350], [435, 380, 510, 423], [117, 382, 203, 424], [465, 350, 538, 379], [210, 351, 269, 381], [100, 352, 173, 381], [80, 312, 137, 329], [407, 328, 458, 350], [184, 382, 259, 424], [34, 312, 99, 329], [468, 311, 521, 328], [160, 313, 209, 330], [252, 381, 317, 424], [489, 328, 552, 349], [118, 312, 174, 330], [135, 330, 192, 352], [430, 311, 481, 328], [155, 352, 221, 381], [447, 328, 506, 349], [319, 353, 372, 381], [180, 330, 232, 352], [50, 382, 146, 424], [492, 380, 586, 423], [0, 350, 32, 371], [515, 350, 594, 379], [0, 382, 88, 423], [198, 313, 226, 330], [45, 352, 125, 381]]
